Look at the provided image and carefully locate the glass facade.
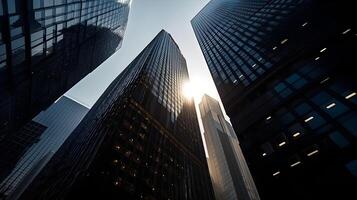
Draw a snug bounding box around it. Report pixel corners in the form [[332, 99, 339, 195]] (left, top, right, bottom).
[[0, 96, 89, 199], [192, 0, 356, 199], [19, 30, 214, 200], [0, 0, 131, 150], [199, 94, 260, 200]]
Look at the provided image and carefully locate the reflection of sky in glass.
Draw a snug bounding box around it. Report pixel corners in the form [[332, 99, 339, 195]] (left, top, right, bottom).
[[66, 0, 215, 103], [0, 97, 89, 196], [66, 0, 230, 133]]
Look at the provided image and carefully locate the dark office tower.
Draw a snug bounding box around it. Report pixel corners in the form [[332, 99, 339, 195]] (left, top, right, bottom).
[[192, 0, 356, 199], [19, 30, 214, 200], [0, 0, 131, 150]]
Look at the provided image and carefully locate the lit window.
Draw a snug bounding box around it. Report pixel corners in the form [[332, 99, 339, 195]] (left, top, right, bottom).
[[302, 22, 308, 27], [345, 92, 356, 99], [278, 141, 286, 147], [290, 161, 301, 167], [304, 116, 314, 122], [315, 57, 320, 61], [266, 116, 272, 120], [320, 77, 330, 84], [293, 132, 301, 137], [342, 28, 351, 34], [273, 171, 280, 176], [307, 149, 319, 156], [320, 48, 327, 53], [262, 152, 267, 157], [281, 39, 288, 44], [326, 102, 336, 109]]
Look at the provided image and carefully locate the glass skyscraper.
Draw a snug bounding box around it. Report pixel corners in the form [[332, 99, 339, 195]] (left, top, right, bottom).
[[0, 96, 89, 199], [192, 0, 356, 199], [19, 30, 214, 200], [0, 0, 131, 188], [199, 94, 260, 200], [0, 0, 131, 154]]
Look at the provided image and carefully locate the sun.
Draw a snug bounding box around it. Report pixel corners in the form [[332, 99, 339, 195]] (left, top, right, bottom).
[[182, 76, 215, 101], [183, 81, 195, 99]]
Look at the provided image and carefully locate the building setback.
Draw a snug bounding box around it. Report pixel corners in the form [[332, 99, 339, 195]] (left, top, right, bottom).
[[19, 30, 214, 200], [0, 0, 131, 165], [199, 94, 260, 200], [0, 96, 89, 199], [192, 0, 356, 199]]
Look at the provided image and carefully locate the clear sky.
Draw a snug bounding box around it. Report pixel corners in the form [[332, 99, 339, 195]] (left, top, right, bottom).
[[66, 0, 229, 133]]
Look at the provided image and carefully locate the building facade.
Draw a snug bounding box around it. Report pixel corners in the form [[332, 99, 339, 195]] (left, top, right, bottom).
[[199, 94, 260, 200], [0, 0, 131, 150], [0, 96, 89, 199], [192, 0, 356, 199], [19, 30, 214, 200]]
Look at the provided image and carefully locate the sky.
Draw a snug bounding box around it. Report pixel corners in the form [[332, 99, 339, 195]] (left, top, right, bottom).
[[66, 0, 229, 133]]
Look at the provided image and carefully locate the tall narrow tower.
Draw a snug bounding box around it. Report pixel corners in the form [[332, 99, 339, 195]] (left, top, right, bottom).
[[20, 30, 214, 200], [199, 94, 260, 200]]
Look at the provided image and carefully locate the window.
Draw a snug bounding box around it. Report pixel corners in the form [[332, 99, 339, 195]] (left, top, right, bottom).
[[0, 1, 3, 15], [0, 44, 6, 69], [280, 38, 288, 44], [329, 131, 350, 148], [306, 146, 319, 157], [311, 92, 348, 117], [289, 123, 305, 138], [275, 133, 287, 148], [286, 73, 307, 89], [278, 141, 286, 147], [295, 103, 311, 116], [273, 171, 280, 176], [7, 0, 16, 14], [305, 113, 325, 129], [261, 142, 274, 156], [338, 112, 357, 138], [345, 92, 356, 99], [274, 82, 292, 98], [280, 112, 295, 125], [289, 155, 301, 168], [342, 28, 351, 35], [346, 160, 357, 177]]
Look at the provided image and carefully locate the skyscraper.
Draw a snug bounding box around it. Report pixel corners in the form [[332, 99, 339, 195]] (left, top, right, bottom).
[[0, 96, 89, 199], [192, 0, 356, 199], [19, 30, 214, 200], [199, 94, 260, 200], [0, 0, 131, 148]]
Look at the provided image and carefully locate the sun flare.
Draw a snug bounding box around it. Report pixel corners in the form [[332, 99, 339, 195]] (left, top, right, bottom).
[[183, 82, 195, 99], [182, 76, 217, 102]]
